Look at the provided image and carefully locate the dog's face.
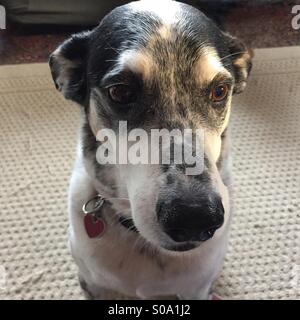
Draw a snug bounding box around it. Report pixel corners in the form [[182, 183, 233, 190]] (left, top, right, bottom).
[[50, 0, 252, 252]]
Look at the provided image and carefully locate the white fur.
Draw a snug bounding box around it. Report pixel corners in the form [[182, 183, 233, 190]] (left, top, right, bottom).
[[68, 144, 230, 299]]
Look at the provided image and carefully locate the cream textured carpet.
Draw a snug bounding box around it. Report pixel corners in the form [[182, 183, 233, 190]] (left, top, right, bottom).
[[0, 47, 299, 300]]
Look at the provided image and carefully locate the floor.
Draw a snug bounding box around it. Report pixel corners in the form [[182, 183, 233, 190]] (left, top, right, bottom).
[[0, 3, 299, 65]]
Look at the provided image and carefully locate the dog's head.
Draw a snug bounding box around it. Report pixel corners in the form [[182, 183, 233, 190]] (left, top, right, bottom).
[[50, 0, 252, 252]]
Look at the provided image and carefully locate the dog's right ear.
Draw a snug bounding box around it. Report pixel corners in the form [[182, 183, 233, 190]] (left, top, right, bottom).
[[49, 32, 91, 104], [222, 32, 254, 94]]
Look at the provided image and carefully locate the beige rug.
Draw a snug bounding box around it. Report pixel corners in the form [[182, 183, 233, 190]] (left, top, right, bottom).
[[0, 47, 299, 300]]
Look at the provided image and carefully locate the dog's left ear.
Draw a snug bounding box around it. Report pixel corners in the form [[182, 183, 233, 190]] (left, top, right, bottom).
[[49, 31, 91, 105], [222, 32, 254, 94]]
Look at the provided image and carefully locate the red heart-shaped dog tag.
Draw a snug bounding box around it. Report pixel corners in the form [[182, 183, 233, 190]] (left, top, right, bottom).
[[84, 214, 106, 238]]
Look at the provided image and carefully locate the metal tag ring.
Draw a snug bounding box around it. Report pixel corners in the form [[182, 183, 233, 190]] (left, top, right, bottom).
[[82, 195, 105, 215]]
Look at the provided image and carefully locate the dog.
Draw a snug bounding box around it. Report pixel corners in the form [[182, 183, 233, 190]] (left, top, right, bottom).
[[49, 0, 252, 299]]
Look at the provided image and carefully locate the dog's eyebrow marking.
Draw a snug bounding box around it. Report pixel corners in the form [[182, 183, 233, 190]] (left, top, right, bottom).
[[197, 47, 231, 84], [116, 50, 154, 81]]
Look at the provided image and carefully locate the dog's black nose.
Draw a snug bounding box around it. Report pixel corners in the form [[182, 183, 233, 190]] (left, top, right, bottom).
[[157, 195, 224, 243]]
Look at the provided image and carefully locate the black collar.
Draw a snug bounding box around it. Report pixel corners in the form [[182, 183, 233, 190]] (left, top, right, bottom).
[[118, 216, 138, 233]]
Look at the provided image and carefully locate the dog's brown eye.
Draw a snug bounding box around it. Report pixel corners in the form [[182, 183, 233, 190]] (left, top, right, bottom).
[[108, 85, 136, 104], [211, 84, 229, 103]]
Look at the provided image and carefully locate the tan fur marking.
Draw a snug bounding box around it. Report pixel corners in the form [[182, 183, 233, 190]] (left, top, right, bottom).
[[221, 97, 232, 133], [204, 131, 222, 164], [204, 131, 230, 216], [197, 48, 231, 84], [203, 97, 232, 163], [157, 25, 173, 40], [234, 52, 251, 69], [119, 50, 154, 81]]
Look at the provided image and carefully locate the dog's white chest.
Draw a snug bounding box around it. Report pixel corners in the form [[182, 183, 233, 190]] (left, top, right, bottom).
[[70, 221, 224, 299]]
